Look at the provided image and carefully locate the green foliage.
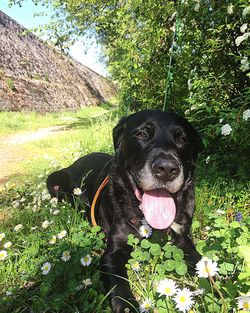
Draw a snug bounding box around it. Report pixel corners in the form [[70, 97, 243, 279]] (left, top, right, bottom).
[[126, 206, 249, 312], [6, 78, 16, 91]]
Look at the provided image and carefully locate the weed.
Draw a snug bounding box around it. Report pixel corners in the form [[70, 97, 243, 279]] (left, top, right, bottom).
[[6, 78, 16, 91]]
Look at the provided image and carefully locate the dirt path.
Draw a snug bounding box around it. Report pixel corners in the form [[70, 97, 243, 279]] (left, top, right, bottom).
[[0, 126, 65, 184]]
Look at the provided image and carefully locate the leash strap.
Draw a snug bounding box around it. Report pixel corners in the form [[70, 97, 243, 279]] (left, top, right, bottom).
[[90, 175, 110, 227]]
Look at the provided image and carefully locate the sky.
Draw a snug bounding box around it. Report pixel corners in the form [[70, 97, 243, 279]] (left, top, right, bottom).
[[0, 0, 108, 77]]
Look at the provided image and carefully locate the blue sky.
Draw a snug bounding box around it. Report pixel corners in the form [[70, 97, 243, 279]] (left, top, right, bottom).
[[0, 0, 108, 76]]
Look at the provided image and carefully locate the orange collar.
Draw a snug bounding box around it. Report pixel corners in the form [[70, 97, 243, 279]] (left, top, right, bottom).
[[90, 175, 110, 227]]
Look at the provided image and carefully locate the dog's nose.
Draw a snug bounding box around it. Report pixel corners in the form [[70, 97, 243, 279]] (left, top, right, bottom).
[[151, 159, 180, 181]]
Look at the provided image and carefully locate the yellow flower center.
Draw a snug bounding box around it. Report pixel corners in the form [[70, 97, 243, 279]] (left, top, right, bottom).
[[145, 303, 150, 309], [84, 256, 89, 262], [165, 287, 171, 294], [243, 303, 249, 309], [180, 296, 186, 303]]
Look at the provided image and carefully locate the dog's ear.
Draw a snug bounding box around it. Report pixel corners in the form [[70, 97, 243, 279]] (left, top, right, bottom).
[[47, 169, 74, 200], [113, 116, 128, 152]]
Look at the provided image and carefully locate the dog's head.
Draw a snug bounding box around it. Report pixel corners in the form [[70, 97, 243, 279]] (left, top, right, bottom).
[[113, 110, 203, 229]]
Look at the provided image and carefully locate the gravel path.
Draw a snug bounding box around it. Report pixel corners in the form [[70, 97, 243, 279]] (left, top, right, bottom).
[[0, 126, 65, 184]]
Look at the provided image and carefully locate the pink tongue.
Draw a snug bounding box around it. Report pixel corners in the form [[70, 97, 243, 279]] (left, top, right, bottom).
[[140, 190, 176, 229]]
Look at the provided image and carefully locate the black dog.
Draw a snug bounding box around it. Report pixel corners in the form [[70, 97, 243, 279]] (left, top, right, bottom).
[[47, 110, 203, 312]]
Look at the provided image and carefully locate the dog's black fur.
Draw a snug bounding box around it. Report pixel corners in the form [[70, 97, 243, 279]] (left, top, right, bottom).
[[47, 110, 203, 313]]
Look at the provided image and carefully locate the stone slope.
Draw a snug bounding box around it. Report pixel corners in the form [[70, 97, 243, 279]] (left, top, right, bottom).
[[0, 10, 116, 112]]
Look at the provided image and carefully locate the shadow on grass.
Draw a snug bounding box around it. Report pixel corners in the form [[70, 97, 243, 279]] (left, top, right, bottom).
[[62, 107, 120, 131]]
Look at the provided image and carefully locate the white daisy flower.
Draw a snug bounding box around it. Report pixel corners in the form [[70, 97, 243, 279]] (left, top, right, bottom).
[[157, 278, 177, 297], [196, 256, 219, 278], [61, 250, 71, 262], [139, 298, 153, 313], [73, 188, 82, 196], [0, 233, 5, 241], [41, 262, 51, 275], [58, 230, 67, 239], [50, 197, 58, 207], [243, 109, 250, 121], [31, 226, 38, 231], [193, 288, 205, 296], [237, 295, 250, 311], [131, 261, 140, 271], [52, 209, 60, 215], [139, 223, 152, 238], [80, 254, 92, 266], [42, 220, 50, 229], [219, 118, 223, 123], [49, 235, 57, 245], [221, 124, 232, 136], [173, 288, 194, 312], [82, 278, 92, 287], [0, 250, 8, 261], [41, 191, 51, 201], [4, 241, 12, 249], [13, 224, 23, 232]]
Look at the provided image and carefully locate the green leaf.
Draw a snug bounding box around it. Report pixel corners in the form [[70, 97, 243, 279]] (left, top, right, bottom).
[[149, 243, 161, 256], [141, 239, 151, 249], [165, 260, 175, 271], [175, 262, 187, 276]]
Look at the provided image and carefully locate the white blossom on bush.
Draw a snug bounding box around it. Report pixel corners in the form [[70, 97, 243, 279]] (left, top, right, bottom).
[[227, 3, 234, 15], [243, 109, 250, 121], [235, 32, 250, 46], [243, 6, 250, 17], [240, 23, 248, 33], [240, 57, 249, 72], [221, 124, 232, 136]]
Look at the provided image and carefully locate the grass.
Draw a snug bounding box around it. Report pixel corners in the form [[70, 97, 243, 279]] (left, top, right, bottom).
[[0, 102, 118, 136], [0, 108, 249, 312]]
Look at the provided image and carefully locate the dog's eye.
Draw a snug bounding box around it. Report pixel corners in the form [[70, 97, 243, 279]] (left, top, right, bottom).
[[135, 131, 148, 140], [177, 136, 188, 144]]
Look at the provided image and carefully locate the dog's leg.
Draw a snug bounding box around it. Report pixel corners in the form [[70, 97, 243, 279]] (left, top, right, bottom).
[[100, 221, 138, 313]]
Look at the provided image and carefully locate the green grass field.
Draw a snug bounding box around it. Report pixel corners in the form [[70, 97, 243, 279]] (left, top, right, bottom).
[[0, 108, 249, 313]]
